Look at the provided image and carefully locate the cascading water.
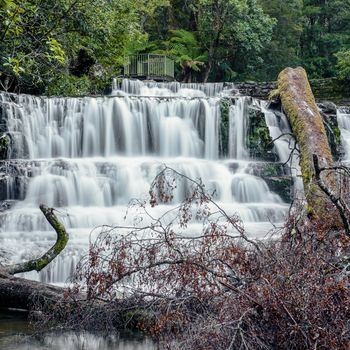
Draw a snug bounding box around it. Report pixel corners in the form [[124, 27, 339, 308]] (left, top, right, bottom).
[[0, 80, 291, 284], [228, 97, 249, 159], [337, 107, 350, 161], [112, 78, 237, 97], [261, 101, 304, 196]]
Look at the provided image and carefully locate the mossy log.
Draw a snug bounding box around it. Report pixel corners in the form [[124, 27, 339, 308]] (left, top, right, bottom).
[[0, 271, 68, 310], [3, 204, 69, 275], [0, 204, 70, 310], [277, 67, 338, 219]]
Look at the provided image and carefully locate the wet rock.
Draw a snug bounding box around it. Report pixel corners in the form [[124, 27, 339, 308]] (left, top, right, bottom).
[[226, 161, 240, 173], [264, 176, 293, 203], [0, 160, 36, 201], [248, 162, 289, 177], [318, 101, 337, 115], [247, 106, 276, 162], [0, 134, 10, 160], [247, 162, 293, 202], [233, 81, 277, 100], [0, 200, 17, 212], [318, 102, 343, 160]]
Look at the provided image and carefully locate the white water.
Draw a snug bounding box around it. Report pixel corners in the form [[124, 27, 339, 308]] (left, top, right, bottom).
[[337, 107, 350, 160], [229, 97, 249, 159], [261, 101, 304, 196], [112, 78, 236, 97], [0, 80, 291, 284]]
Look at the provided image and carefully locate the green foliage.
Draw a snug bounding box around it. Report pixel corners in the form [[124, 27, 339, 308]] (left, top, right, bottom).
[[2, 0, 350, 90], [254, 0, 303, 80], [193, 0, 276, 81], [301, 0, 350, 78], [335, 50, 350, 80], [46, 74, 92, 96], [167, 30, 207, 71], [219, 98, 233, 156], [0, 0, 169, 94], [150, 29, 207, 81], [0, 134, 9, 160]]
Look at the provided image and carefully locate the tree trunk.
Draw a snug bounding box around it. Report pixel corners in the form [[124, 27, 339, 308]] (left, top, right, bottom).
[[277, 67, 339, 221], [4, 205, 69, 275], [0, 271, 67, 310], [0, 204, 70, 310]]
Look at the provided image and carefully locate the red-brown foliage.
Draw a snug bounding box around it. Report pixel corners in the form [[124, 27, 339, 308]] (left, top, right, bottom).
[[43, 167, 350, 349]]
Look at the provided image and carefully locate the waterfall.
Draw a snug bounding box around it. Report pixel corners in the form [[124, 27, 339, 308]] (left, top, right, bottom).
[[0, 80, 291, 284], [337, 107, 350, 160], [228, 97, 249, 159], [261, 101, 304, 196], [113, 78, 237, 97]]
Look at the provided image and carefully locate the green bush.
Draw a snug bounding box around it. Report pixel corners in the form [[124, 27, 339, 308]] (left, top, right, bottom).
[[335, 50, 350, 80], [46, 74, 92, 97]]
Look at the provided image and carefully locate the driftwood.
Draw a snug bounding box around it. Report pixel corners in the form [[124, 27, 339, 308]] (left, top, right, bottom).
[[276, 67, 339, 221]]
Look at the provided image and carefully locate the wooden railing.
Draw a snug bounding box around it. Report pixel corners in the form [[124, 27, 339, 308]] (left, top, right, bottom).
[[124, 54, 175, 80]]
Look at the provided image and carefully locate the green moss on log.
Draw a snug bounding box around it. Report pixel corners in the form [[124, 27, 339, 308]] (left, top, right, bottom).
[[4, 205, 69, 275], [277, 67, 337, 219]]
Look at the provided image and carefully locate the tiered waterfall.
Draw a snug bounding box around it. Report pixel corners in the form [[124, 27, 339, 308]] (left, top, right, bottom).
[[0, 79, 294, 284]]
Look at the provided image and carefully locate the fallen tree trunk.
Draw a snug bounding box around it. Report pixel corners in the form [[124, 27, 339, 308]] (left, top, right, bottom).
[[0, 271, 66, 310], [276, 67, 339, 220]]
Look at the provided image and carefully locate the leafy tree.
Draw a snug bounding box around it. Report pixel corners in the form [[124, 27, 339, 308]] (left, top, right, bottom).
[[335, 50, 350, 80], [254, 0, 303, 80], [139, 0, 275, 82], [301, 0, 350, 78], [191, 0, 276, 82], [0, 0, 168, 94], [154, 29, 207, 82]]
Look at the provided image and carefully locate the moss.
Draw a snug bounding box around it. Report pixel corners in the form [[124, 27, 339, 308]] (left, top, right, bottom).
[[219, 98, 233, 156], [36, 257, 50, 271], [247, 107, 275, 160], [277, 67, 336, 218], [261, 163, 279, 177], [264, 176, 292, 203], [36, 206, 69, 272], [333, 125, 341, 146], [268, 88, 280, 100], [0, 134, 9, 160]]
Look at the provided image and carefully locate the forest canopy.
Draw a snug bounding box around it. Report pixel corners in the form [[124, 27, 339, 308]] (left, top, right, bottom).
[[1, 0, 350, 94]]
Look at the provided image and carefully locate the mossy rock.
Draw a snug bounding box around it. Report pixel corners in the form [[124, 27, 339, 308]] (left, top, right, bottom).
[[219, 97, 234, 156], [247, 106, 276, 161], [318, 102, 343, 160], [247, 162, 292, 202], [248, 162, 288, 177], [0, 134, 10, 160], [264, 176, 293, 203]]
